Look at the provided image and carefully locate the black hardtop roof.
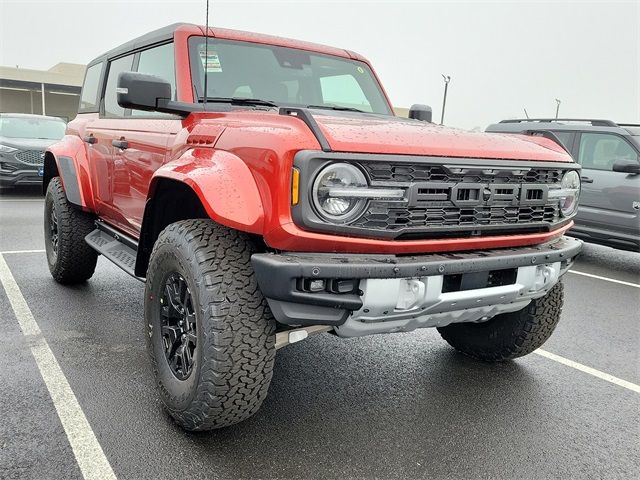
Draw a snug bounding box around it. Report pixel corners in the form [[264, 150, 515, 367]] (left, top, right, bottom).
[[87, 23, 192, 66]]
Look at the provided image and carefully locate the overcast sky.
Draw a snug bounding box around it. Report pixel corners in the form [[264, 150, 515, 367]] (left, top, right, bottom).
[[1, 0, 638, 129]]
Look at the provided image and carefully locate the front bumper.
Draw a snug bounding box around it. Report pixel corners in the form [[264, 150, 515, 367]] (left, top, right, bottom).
[[0, 169, 43, 186], [251, 235, 582, 332], [0, 153, 43, 186]]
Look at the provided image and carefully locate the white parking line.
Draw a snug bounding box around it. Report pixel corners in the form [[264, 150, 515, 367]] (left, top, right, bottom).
[[568, 270, 640, 288], [0, 254, 116, 480], [535, 348, 640, 393], [0, 249, 46, 255]]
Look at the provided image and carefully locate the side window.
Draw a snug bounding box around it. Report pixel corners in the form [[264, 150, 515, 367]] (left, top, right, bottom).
[[579, 133, 639, 171], [79, 63, 103, 112], [131, 43, 176, 116], [550, 131, 574, 151], [320, 74, 372, 112], [103, 54, 135, 117]]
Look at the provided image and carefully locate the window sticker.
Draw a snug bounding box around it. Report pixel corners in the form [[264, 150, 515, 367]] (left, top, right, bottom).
[[199, 46, 222, 73]]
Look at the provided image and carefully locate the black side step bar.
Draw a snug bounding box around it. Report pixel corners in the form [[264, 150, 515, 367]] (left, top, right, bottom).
[[85, 222, 143, 281]]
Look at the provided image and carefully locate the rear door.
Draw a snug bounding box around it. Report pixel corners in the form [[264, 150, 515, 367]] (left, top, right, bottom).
[[84, 53, 137, 230], [575, 131, 640, 238]]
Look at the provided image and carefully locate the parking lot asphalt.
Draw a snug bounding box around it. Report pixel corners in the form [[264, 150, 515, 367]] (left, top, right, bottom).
[[0, 188, 638, 480]]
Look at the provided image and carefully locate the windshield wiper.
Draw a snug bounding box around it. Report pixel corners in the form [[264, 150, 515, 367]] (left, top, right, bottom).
[[198, 97, 279, 107], [307, 104, 365, 113]]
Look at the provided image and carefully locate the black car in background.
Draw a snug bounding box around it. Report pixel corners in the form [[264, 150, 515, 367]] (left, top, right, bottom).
[[486, 119, 640, 252], [0, 113, 66, 188]]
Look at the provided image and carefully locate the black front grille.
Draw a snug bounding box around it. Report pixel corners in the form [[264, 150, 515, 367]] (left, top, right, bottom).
[[362, 163, 563, 185], [346, 161, 564, 238], [15, 150, 45, 166], [291, 151, 573, 240], [354, 204, 560, 232]]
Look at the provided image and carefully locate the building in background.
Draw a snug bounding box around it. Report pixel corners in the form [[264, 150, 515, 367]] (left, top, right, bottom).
[[0, 63, 85, 121]]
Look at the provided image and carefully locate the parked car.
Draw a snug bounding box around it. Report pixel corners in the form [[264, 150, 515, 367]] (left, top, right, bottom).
[[486, 119, 640, 252], [43, 23, 582, 431], [0, 113, 66, 187]]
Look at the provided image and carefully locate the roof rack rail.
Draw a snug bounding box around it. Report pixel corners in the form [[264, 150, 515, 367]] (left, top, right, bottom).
[[618, 123, 640, 127], [499, 118, 618, 127]]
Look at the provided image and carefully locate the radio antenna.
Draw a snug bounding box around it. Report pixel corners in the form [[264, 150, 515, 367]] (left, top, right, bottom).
[[203, 0, 210, 111]]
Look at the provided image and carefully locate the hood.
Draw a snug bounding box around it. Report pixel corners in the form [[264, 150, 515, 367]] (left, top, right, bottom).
[[0, 136, 60, 151], [311, 112, 570, 162]]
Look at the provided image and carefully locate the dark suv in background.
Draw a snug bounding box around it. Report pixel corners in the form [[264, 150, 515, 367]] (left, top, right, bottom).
[[487, 119, 640, 252], [0, 113, 66, 188]]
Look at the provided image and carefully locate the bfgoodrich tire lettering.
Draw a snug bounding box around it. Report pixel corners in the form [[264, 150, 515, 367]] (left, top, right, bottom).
[[145, 219, 276, 431], [437, 282, 564, 362], [44, 177, 98, 284]]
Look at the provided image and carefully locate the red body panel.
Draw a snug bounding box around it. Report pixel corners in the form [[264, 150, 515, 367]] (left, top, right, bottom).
[[47, 134, 95, 211], [266, 221, 573, 254], [50, 24, 577, 256], [311, 114, 569, 160], [151, 147, 264, 234]]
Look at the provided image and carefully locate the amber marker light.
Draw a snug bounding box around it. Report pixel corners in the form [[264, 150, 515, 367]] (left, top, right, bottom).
[[291, 168, 300, 205]]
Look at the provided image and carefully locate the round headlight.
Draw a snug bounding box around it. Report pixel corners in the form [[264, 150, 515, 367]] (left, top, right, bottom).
[[558, 170, 581, 217], [312, 163, 367, 222]]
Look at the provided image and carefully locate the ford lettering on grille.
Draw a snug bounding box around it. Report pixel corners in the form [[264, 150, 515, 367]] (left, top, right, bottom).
[[407, 182, 549, 208]]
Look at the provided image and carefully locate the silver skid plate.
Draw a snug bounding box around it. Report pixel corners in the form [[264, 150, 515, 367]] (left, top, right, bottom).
[[334, 262, 561, 337]]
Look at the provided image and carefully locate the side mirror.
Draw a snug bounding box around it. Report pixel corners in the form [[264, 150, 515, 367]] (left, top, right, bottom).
[[612, 159, 640, 175], [408, 104, 433, 123], [117, 72, 198, 117]]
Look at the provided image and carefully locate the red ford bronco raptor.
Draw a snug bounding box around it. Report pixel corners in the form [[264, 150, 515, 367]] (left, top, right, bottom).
[[43, 23, 582, 430]]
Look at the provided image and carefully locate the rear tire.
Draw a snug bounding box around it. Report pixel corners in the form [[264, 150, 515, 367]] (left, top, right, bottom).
[[44, 177, 98, 284], [145, 219, 276, 431], [437, 282, 564, 362]]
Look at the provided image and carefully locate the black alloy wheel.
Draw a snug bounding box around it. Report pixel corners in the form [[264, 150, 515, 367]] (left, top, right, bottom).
[[48, 205, 59, 258], [160, 272, 197, 380]]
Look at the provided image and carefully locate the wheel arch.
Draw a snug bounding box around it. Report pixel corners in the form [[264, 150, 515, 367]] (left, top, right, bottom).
[[135, 147, 265, 276], [43, 136, 95, 210], [135, 178, 209, 277], [42, 151, 59, 195]]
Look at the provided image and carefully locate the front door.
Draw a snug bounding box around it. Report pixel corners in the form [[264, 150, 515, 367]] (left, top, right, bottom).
[[88, 42, 181, 237], [575, 132, 640, 241]]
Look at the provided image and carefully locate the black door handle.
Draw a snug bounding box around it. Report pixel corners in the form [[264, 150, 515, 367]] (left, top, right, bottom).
[[112, 139, 129, 150], [83, 135, 97, 144], [580, 176, 594, 183]]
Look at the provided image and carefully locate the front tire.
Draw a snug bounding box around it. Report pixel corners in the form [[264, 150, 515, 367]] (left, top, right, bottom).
[[44, 177, 98, 284], [145, 219, 276, 431], [437, 282, 564, 362]]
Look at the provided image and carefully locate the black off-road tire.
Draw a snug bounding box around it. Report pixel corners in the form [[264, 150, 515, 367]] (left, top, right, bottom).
[[44, 177, 98, 284], [437, 282, 564, 362], [145, 219, 276, 431]]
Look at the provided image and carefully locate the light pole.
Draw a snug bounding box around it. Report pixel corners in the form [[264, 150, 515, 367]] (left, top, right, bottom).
[[555, 99, 561, 119], [440, 74, 451, 125]]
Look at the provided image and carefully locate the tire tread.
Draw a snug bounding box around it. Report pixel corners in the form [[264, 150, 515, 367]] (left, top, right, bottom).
[[146, 219, 275, 430], [45, 177, 98, 284], [437, 282, 564, 362]]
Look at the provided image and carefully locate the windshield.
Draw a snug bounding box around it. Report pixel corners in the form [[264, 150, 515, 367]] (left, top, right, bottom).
[[0, 116, 66, 140], [188, 37, 392, 115]]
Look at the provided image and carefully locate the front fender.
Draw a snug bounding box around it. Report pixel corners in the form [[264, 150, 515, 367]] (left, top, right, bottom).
[[150, 148, 264, 233], [45, 135, 95, 211]]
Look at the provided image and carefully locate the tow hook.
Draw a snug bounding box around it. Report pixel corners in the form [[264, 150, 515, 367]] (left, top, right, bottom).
[[275, 325, 333, 350]]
